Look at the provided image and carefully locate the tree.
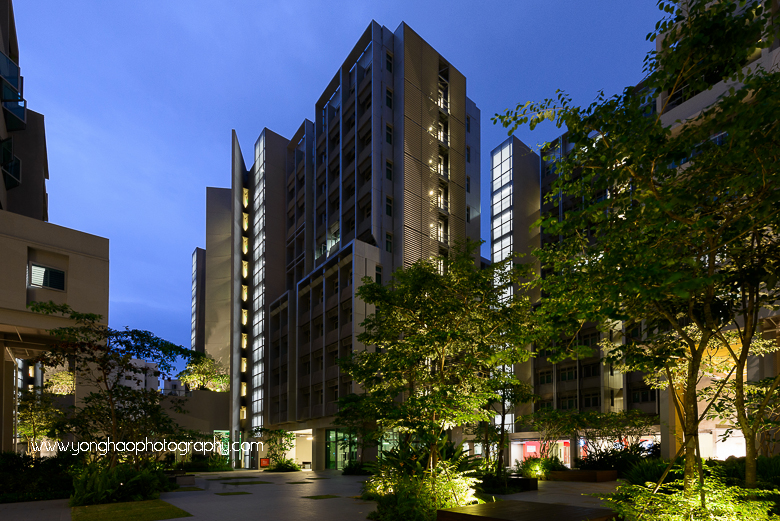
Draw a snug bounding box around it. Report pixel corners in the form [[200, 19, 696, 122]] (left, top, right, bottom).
[[177, 355, 229, 392], [333, 392, 384, 464], [342, 239, 536, 469], [17, 387, 64, 456], [45, 370, 75, 395], [30, 301, 194, 468], [253, 427, 296, 467], [495, 0, 780, 492]]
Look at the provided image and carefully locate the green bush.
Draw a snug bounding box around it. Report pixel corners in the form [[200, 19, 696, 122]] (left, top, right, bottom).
[[70, 464, 176, 506], [0, 451, 81, 503], [622, 457, 682, 487], [576, 446, 646, 475], [264, 458, 301, 472], [363, 459, 481, 521], [342, 460, 373, 475], [173, 452, 232, 472], [713, 455, 780, 490], [601, 476, 778, 521], [514, 455, 567, 479]]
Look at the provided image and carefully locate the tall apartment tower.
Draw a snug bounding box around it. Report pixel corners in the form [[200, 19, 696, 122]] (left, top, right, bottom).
[[0, 0, 109, 451], [194, 21, 481, 469]]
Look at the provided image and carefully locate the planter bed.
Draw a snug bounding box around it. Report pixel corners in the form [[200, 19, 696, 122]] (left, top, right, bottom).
[[548, 470, 618, 482]]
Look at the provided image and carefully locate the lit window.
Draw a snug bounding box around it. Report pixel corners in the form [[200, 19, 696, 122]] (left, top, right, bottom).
[[242, 285, 248, 302], [242, 213, 249, 231], [241, 382, 247, 396], [241, 358, 247, 372], [240, 406, 247, 420], [385, 125, 393, 145], [242, 309, 248, 325], [242, 261, 248, 278], [29, 264, 65, 291], [243, 188, 249, 208], [242, 237, 248, 254], [241, 333, 247, 349], [28, 366, 34, 377]]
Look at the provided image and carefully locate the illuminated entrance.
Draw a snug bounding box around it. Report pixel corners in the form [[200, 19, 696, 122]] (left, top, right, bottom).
[[325, 429, 356, 470]]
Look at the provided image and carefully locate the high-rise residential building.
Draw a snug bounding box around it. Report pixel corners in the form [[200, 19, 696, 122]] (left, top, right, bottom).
[[193, 21, 481, 469], [0, 0, 109, 452]]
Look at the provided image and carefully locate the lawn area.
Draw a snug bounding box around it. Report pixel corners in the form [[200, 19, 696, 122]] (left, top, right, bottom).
[[71, 499, 192, 521]]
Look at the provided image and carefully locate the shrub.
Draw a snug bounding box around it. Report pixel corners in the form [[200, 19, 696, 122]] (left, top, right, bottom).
[[264, 458, 301, 472], [0, 451, 80, 503], [342, 460, 373, 475], [600, 476, 778, 521], [70, 464, 176, 506], [622, 457, 682, 487], [514, 455, 567, 479], [363, 459, 481, 521], [576, 446, 646, 475]]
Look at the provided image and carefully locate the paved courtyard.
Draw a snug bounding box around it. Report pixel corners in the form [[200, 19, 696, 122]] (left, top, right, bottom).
[[0, 470, 619, 521]]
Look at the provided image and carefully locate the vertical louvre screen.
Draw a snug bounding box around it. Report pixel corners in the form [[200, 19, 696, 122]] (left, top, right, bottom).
[[30, 264, 65, 291]]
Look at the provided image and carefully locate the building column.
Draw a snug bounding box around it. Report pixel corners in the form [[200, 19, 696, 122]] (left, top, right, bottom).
[[1, 351, 15, 452]]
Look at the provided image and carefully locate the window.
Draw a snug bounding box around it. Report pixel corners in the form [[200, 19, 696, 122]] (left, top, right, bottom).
[[385, 233, 392, 253], [385, 160, 393, 180], [537, 370, 552, 385], [632, 388, 656, 403], [466, 176, 471, 193], [558, 366, 577, 381], [582, 363, 600, 378], [583, 392, 600, 408], [29, 264, 65, 291], [466, 115, 471, 132], [386, 88, 393, 109], [385, 196, 393, 217], [385, 125, 393, 145], [386, 52, 393, 73], [466, 146, 471, 163], [466, 206, 470, 223], [375, 265, 382, 285], [558, 394, 577, 410]]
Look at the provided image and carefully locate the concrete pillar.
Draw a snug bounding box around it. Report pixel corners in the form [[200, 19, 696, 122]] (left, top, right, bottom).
[[1, 355, 15, 452], [312, 427, 326, 470]]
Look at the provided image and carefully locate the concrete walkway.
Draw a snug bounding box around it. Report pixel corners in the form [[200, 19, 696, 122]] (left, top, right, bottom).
[[0, 470, 619, 521]]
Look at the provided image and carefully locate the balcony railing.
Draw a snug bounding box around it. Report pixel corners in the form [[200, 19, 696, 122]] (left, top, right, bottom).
[[0, 51, 20, 91], [2, 78, 25, 131], [432, 198, 449, 213], [430, 229, 449, 244], [2, 156, 20, 190]]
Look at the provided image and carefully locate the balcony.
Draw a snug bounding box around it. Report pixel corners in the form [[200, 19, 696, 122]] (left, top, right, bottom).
[[2, 79, 25, 131], [433, 198, 449, 214], [1, 138, 20, 190], [430, 229, 449, 245]]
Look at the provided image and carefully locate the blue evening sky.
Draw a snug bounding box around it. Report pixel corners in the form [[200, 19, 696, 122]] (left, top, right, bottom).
[[14, 1, 659, 358]]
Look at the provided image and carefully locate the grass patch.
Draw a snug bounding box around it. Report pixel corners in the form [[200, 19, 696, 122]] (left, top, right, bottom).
[[287, 481, 312, 484], [71, 499, 192, 521], [206, 476, 261, 481], [172, 487, 203, 492], [214, 491, 251, 496], [302, 494, 340, 499], [221, 481, 272, 485]]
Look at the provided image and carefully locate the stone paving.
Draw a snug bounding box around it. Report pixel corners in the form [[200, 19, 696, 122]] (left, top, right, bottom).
[[0, 470, 619, 521]]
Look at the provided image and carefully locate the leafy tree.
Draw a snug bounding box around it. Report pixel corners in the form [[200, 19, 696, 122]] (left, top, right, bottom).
[[30, 301, 194, 468], [45, 370, 75, 395], [495, 0, 780, 492], [516, 408, 579, 460], [342, 239, 536, 469], [333, 392, 384, 464], [16, 387, 64, 456], [253, 427, 296, 468], [177, 354, 229, 392]]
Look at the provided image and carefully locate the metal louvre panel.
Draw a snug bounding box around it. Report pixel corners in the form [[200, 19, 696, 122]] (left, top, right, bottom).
[[451, 182, 466, 220], [421, 45, 439, 103], [451, 215, 466, 243], [404, 189, 422, 231], [403, 226, 422, 267], [404, 80, 421, 125], [423, 234, 438, 260], [404, 117, 422, 160], [403, 153, 422, 195], [448, 67, 466, 124], [450, 117, 465, 162], [450, 150, 466, 188], [421, 175, 437, 233], [403, 26, 423, 89]]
